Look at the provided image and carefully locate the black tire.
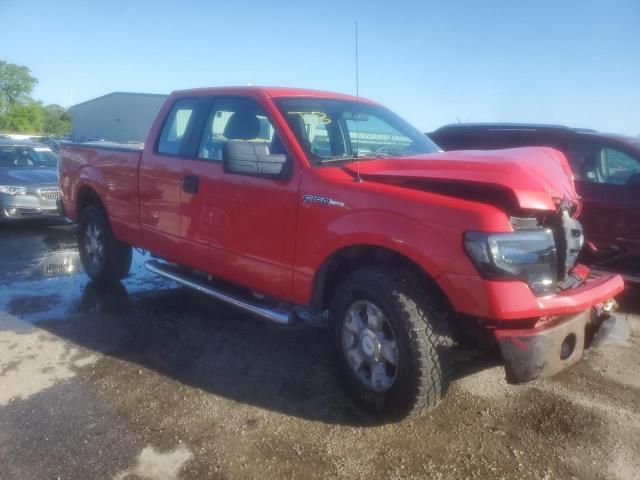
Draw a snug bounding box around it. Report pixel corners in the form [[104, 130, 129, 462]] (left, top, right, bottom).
[[330, 268, 453, 420], [78, 204, 132, 283]]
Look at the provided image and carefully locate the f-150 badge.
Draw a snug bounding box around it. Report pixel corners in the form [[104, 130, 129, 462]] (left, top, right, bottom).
[[302, 194, 345, 208]]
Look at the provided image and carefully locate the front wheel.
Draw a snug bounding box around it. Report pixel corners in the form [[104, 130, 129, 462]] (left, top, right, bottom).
[[330, 268, 453, 419], [78, 204, 132, 283]]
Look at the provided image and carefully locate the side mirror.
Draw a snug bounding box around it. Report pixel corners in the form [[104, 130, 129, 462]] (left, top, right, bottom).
[[222, 141, 289, 179]]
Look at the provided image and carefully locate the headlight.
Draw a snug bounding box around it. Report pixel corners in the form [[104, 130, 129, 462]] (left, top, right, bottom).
[[464, 230, 557, 294], [0, 185, 27, 195]]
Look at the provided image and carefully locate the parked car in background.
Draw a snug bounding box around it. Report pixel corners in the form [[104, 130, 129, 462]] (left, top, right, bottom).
[[428, 124, 640, 263], [59, 87, 625, 419], [0, 139, 63, 221], [38, 136, 69, 153]]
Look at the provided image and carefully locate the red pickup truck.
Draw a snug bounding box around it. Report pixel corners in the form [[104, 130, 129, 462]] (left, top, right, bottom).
[[59, 87, 625, 419]]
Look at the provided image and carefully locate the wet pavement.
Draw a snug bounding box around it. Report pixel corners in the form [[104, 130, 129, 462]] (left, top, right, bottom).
[[1, 221, 639, 480]]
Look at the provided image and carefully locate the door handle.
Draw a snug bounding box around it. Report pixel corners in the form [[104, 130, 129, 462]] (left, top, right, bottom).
[[183, 175, 199, 194]]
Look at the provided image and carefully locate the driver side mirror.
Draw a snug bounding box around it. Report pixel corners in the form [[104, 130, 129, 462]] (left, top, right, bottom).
[[222, 141, 290, 180]]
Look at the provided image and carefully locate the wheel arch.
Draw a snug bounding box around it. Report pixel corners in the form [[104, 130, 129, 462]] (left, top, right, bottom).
[[310, 244, 453, 314], [76, 185, 105, 215]]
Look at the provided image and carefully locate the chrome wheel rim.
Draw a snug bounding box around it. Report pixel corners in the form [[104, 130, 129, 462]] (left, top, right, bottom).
[[84, 222, 104, 270], [342, 300, 399, 392]]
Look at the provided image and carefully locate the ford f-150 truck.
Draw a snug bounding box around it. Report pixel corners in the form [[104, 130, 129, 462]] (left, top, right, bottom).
[[59, 87, 625, 419]]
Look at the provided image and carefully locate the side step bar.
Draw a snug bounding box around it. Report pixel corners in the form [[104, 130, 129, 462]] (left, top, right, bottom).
[[144, 260, 296, 325]]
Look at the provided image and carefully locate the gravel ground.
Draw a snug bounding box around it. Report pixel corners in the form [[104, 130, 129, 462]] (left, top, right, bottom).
[[0, 222, 639, 480]]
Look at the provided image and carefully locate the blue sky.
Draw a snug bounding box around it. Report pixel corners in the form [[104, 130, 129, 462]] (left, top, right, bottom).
[[1, 0, 639, 135]]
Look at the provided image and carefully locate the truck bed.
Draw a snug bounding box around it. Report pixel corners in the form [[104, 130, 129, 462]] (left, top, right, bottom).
[[59, 142, 143, 246]]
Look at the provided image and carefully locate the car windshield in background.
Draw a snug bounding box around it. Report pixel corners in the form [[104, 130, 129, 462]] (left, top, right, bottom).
[[275, 98, 440, 164], [0, 145, 58, 168]]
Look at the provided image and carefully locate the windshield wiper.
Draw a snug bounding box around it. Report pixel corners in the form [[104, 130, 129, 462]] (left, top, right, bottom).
[[318, 153, 388, 165]]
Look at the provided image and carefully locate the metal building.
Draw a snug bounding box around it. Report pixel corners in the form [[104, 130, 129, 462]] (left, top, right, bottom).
[[70, 92, 168, 144]]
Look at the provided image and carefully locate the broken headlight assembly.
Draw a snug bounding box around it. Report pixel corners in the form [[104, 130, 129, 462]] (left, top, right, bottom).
[[0, 185, 28, 195], [464, 230, 558, 294]]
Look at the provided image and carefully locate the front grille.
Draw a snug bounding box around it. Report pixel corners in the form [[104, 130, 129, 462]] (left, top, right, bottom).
[[12, 208, 41, 217], [38, 186, 61, 200], [3, 207, 60, 218], [549, 206, 584, 282]]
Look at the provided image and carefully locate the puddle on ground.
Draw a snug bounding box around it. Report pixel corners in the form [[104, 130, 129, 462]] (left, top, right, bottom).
[[0, 248, 174, 324], [7, 294, 62, 316]]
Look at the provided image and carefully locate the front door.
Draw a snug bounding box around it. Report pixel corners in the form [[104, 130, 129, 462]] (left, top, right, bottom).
[[604, 146, 640, 256], [180, 96, 299, 301], [568, 141, 640, 255]]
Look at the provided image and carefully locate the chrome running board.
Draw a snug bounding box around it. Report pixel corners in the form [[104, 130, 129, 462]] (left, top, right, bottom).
[[144, 260, 296, 325]]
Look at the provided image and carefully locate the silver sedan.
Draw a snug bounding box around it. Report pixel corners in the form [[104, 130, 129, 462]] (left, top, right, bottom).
[[0, 140, 63, 221]]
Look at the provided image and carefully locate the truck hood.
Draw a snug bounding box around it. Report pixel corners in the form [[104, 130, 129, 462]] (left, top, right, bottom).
[[345, 147, 577, 212], [0, 168, 58, 186]]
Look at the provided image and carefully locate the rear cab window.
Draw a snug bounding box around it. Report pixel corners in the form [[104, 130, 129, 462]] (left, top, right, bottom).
[[156, 98, 198, 155]]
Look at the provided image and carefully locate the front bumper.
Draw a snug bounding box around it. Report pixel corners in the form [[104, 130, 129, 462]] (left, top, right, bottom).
[[495, 307, 628, 383], [438, 268, 624, 320], [0, 193, 62, 220]]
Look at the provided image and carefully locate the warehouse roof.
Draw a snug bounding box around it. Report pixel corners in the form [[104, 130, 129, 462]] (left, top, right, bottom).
[[71, 92, 168, 109]]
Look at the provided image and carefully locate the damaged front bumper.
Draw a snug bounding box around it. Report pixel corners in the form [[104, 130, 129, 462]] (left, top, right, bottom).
[[496, 306, 629, 383]]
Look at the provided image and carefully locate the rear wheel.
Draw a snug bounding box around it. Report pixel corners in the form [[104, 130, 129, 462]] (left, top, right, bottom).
[[330, 268, 453, 419], [78, 204, 132, 283]]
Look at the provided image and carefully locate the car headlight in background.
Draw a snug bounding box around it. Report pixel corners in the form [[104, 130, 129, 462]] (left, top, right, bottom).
[[464, 230, 557, 294], [0, 185, 28, 195]]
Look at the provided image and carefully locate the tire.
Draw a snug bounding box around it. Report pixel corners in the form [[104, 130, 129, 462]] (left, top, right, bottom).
[[77, 204, 132, 283], [330, 268, 453, 420]]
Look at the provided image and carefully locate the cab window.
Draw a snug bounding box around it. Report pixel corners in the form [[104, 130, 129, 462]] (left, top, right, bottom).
[[198, 98, 278, 161], [157, 98, 197, 155], [604, 147, 640, 184], [568, 141, 640, 185]]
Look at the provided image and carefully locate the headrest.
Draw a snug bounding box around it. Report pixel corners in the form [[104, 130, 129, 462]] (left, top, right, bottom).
[[223, 111, 261, 140]]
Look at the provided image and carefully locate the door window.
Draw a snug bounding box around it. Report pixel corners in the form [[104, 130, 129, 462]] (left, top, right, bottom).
[[603, 147, 640, 185], [157, 98, 197, 155], [198, 98, 277, 161], [568, 141, 640, 184]]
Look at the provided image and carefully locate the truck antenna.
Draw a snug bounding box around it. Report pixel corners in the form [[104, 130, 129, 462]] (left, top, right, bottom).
[[354, 20, 362, 182]]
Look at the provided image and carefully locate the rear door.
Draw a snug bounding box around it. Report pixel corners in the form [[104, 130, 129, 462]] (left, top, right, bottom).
[[138, 97, 199, 258], [179, 96, 299, 301]]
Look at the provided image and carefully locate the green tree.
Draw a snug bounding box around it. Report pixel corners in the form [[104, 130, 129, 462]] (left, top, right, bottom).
[[0, 101, 44, 133], [42, 104, 72, 135], [0, 61, 38, 116], [0, 61, 45, 133]]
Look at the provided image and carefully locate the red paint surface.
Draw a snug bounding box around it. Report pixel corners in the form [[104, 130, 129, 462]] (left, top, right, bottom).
[[59, 87, 624, 327]]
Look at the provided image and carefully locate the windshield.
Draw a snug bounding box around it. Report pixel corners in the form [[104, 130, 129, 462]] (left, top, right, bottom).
[[0, 145, 58, 168], [275, 98, 440, 164]]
